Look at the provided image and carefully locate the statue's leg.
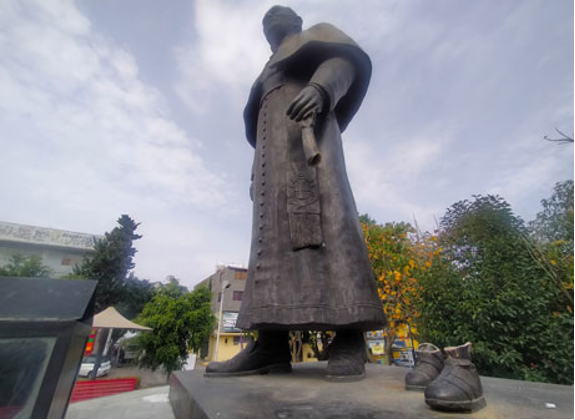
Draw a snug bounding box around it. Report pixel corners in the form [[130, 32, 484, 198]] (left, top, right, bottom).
[[325, 329, 367, 382], [204, 330, 291, 377]]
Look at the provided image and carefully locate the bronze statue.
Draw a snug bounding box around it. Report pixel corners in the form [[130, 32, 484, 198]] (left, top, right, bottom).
[[206, 5, 385, 381]]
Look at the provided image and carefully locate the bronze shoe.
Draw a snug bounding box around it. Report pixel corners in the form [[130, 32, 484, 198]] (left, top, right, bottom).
[[204, 331, 291, 377], [424, 342, 486, 412], [405, 343, 444, 391]]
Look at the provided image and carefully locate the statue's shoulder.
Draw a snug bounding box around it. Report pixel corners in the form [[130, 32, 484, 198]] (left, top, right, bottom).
[[270, 23, 362, 66], [305, 22, 346, 37], [302, 23, 359, 48]]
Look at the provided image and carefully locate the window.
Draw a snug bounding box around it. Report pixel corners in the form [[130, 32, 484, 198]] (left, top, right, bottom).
[[233, 291, 244, 301], [61, 258, 71, 266], [234, 270, 247, 280], [217, 292, 221, 302], [0, 337, 57, 419], [233, 337, 240, 346]]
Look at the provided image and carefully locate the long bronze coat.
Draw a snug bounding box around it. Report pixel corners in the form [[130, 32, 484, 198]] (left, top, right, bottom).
[[236, 24, 385, 331]]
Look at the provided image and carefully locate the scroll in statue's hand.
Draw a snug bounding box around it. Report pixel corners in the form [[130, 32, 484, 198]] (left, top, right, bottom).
[[286, 85, 324, 122]]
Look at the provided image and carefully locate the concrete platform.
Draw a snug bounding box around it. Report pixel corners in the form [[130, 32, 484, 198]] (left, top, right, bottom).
[[169, 362, 573, 419]]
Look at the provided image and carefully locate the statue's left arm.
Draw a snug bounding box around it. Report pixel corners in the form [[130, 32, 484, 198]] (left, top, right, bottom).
[[286, 57, 356, 122]]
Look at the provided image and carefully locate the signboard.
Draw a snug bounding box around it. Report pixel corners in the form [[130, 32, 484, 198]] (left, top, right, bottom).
[[366, 330, 384, 339], [367, 340, 385, 355], [0, 221, 100, 250], [84, 329, 96, 355], [222, 312, 241, 332]]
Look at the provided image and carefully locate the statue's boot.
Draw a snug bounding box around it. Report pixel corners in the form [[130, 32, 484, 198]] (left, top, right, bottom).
[[424, 342, 486, 412], [204, 331, 291, 377], [405, 343, 444, 391], [325, 330, 367, 382]]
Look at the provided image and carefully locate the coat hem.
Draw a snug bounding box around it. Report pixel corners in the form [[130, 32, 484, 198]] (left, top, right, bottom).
[[236, 305, 386, 332]]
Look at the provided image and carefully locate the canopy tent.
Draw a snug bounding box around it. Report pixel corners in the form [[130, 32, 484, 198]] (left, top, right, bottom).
[[92, 306, 151, 330], [88, 307, 151, 379]]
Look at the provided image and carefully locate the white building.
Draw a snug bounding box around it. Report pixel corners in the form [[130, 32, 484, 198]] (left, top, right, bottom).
[[0, 221, 100, 278]]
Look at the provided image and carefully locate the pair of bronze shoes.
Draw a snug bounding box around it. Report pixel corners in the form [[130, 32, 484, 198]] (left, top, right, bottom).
[[205, 330, 367, 382], [405, 342, 486, 412]]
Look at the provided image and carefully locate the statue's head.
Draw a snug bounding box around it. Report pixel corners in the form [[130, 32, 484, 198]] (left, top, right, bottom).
[[263, 5, 302, 52]]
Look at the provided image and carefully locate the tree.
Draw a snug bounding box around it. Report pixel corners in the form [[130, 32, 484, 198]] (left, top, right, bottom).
[[161, 275, 189, 297], [544, 128, 574, 144], [72, 215, 142, 311], [0, 254, 52, 278], [358, 213, 377, 226], [361, 219, 432, 364], [115, 274, 155, 320], [526, 180, 574, 311], [415, 195, 573, 384], [530, 180, 574, 256], [135, 281, 215, 377]]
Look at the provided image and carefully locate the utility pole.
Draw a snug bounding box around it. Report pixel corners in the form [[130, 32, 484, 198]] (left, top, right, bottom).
[[214, 271, 231, 361]]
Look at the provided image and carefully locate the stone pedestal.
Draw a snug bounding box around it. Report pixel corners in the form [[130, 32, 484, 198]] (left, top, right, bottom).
[[169, 362, 573, 418]]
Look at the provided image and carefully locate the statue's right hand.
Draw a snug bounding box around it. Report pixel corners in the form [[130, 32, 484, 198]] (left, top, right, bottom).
[[286, 85, 324, 122]]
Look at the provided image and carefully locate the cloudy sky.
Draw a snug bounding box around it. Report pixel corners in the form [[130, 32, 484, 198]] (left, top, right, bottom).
[[1, 0, 572, 288]]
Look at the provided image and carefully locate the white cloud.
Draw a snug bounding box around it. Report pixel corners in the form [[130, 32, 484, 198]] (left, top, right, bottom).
[[485, 102, 574, 215], [172, 0, 406, 114], [345, 124, 453, 229], [0, 0, 236, 283], [0, 0, 228, 210], [173, 0, 272, 113], [488, 155, 560, 204]]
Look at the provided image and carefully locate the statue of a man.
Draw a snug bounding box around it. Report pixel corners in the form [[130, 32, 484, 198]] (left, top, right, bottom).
[[206, 5, 385, 381]]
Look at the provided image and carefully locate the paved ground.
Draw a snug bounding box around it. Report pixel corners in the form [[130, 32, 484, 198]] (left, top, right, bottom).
[[66, 386, 174, 419]]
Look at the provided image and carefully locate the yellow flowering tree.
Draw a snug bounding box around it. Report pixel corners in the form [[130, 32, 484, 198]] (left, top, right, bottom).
[[360, 216, 435, 364]]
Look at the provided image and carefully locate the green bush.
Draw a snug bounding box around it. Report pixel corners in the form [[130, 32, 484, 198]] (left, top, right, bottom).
[[135, 282, 215, 376], [415, 195, 573, 384]]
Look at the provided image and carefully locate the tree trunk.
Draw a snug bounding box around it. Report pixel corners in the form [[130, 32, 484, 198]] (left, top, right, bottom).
[[290, 331, 303, 363], [385, 329, 395, 366], [90, 328, 108, 380], [364, 332, 377, 364]]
